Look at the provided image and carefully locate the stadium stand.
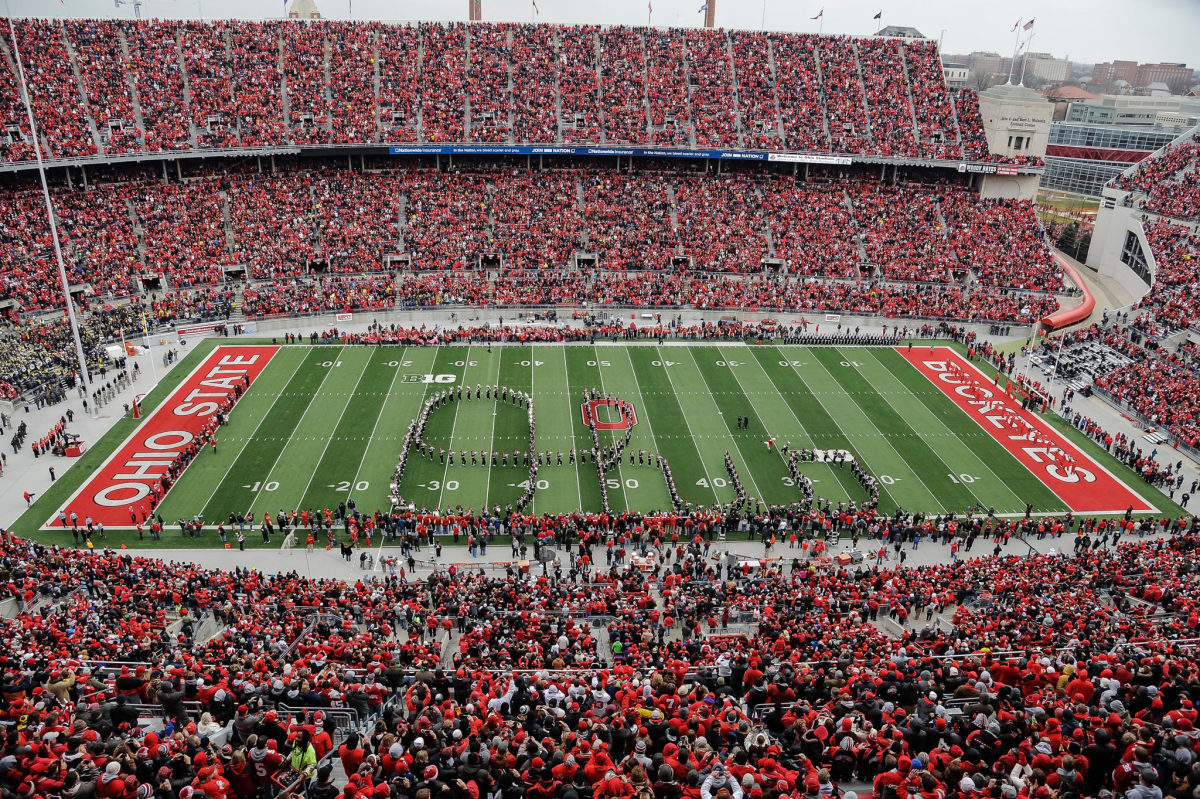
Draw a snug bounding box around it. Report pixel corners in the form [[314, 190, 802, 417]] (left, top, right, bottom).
[[1112, 133, 1200, 221], [3, 514, 1200, 799], [0, 19, 1029, 162]]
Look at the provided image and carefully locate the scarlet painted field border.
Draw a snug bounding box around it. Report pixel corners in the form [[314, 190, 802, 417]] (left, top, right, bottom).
[[43, 345, 280, 529], [896, 345, 1156, 515]]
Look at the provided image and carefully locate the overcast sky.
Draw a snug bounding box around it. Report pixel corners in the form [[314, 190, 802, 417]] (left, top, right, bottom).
[[4, 0, 1197, 68]]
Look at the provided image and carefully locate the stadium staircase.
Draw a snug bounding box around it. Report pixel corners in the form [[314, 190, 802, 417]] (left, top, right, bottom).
[[763, 37, 787, 147], [172, 31, 199, 149], [116, 27, 150, 144], [396, 194, 409, 250], [809, 42, 834, 146], [847, 40, 878, 146], [371, 30, 382, 141], [895, 44, 926, 153], [60, 25, 106, 156], [723, 33, 747, 149], [463, 23, 473, 141], [415, 29, 426, 141], [842, 187, 871, 278]]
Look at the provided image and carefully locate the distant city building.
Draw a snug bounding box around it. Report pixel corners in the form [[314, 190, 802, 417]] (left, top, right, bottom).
[[1092, 60, 1194, 94], [966, 51, 1010, 82], [286, 0, 321, 18], [1025, 53, 1072, 84], [873, 26, 926, 39], [1042, 122, 1182, 197], [942, 63, 969, 89], [1065, 95, 1200, 128]]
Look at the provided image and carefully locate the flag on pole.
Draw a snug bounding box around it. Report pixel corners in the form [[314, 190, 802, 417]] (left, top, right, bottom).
[[811, 9, 823, 19], [698, 3, 708, 12], [873, 10, 882, 19], [1011, 18, 1021, 31], [1023, 17, 1035, 30], [532, 0, 539, 12]]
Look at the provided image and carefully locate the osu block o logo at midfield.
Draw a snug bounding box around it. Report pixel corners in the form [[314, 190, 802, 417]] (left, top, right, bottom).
[[581, 399, 637, 431]]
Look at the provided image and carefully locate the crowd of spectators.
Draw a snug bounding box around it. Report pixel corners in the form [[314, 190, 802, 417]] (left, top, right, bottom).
[[598, 28, 647, 146], [904, 42, 962, 161], [856, 39, 919, 158], [1095, 358, 1200, 449], [467, 24, 514, 145], [0, 19, 1028, 162], [377, 25, 421, 143], [815, 37, 874, 155], [0, 164, 1068, 319], [1112, 134, 1200, 222], [1135, 223, 1200, 334], [940, 195, 1062, 291], [65, 20, 143, 155], [7, 501, 1200, 799]]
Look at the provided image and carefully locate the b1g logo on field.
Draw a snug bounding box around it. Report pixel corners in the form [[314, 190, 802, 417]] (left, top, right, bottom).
[[581, 399, 638, 431], [402, 373, 457, 384]]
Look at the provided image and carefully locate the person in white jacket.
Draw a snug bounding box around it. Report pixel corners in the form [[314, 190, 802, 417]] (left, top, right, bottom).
[[700, 766, 744, 799]]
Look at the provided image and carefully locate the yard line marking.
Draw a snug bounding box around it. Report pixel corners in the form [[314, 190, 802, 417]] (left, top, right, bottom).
[[345, 345, 412, 506], [619, 346, 672, 494], [741, 347, 869, 503], [648, 346, 720, 506], [775, 347, 903, 511], [294, 349, 377, 509], [592, 345, 630, 510], [245, 346, 348, 516], [861, 347, 1023, 512], [437, 345, 473, 510], [482, 347, 503, 511], [195, 350, 309, 520], [806, 348, 946, 512], [560, 345, 583, 512], [699, 346, 767, 502]]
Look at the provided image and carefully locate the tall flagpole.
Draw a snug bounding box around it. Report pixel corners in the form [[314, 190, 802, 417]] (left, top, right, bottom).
[[6, 19, 96, 418], [1006, 20, 1022, 84], [1018, 32, 1035, 85]]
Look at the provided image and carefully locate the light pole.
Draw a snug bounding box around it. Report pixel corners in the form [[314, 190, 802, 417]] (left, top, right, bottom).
[[6, 17, 97, 417]]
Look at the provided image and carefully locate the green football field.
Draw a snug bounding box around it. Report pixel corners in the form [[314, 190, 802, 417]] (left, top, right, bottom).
[[143, 342, 1079, 523]]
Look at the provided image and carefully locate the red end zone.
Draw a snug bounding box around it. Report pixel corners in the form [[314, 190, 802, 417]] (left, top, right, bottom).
[[49, 346, 279, 528], [897, 346, 1155, 515]]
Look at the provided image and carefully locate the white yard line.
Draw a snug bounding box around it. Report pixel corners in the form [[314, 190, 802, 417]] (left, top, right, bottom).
[[185, 350, 309, 520], [696, 346, 767, 502], [777, 349, 904, 510], [860, 347, 1022, 512], [292, 350, 377, 508], [482, 348, 503, 511], [560, 345, 583, 511], [244, 346, 348, 516], [436, 345, 473, 510], [641, 346, 720, 506], [592, 345, 630, 510], [345, 346, 412, 504]]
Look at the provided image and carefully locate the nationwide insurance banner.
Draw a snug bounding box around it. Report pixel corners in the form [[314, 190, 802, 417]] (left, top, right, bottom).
[[385, 143, 1026, 174]]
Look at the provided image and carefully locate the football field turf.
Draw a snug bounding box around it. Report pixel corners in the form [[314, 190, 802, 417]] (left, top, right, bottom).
[[130, 342, 1109, 524]]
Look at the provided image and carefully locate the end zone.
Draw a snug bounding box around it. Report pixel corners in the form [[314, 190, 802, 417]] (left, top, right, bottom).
[[897, 346, 1156, 515], [45, 346, 280, 530]]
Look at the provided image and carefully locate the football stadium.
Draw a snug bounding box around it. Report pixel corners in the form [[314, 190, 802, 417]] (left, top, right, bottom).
[[0, 2, 1199, 799]]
